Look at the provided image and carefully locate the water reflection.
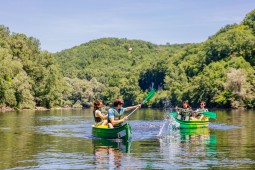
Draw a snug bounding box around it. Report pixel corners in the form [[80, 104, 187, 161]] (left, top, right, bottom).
[[93, 139, 131, 169], [162, 128, 217, 146], [180, 128, 217, 158], [179, 128, 215, 144], [158, 128, 217, 168]]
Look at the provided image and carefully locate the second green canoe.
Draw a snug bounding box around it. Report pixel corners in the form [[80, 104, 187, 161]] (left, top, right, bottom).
[[169, 112, 209, 129]]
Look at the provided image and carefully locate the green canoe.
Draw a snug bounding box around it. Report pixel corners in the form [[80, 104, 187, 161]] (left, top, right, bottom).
[[169, 112, 209, 129], [92, 123, 131, 140]]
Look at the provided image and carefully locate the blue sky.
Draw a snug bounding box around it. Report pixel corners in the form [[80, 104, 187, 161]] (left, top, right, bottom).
[[0, 0, 254, 52]]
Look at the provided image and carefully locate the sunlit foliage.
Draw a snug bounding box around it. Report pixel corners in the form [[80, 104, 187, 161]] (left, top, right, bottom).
[[1, 9, 255, 110]]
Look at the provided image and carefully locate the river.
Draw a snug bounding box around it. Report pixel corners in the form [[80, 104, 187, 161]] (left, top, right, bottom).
[[0, 109, 254, 169]]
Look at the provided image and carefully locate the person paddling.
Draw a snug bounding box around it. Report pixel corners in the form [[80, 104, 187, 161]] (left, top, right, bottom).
[[108, 98, 141, 128], [176, 101, 192, 120], [190, 101, 208, 120]]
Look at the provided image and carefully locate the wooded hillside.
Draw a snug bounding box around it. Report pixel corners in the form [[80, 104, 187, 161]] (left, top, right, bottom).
[[1, 9, 255, 110], [55, 9, 255, 109]]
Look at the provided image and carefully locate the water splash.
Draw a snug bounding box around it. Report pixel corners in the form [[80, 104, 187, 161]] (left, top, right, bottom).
[[158, 98, 176, 136], [162, 98, 174, 118], [158, 118, 173, 136]]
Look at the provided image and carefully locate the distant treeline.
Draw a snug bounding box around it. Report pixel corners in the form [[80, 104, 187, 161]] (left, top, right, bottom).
[[1, 9, 255, 110]]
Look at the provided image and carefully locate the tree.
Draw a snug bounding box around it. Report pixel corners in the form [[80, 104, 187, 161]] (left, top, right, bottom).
[[243, 9, 255, 33], [224, 68, 254, 108], [204, 25, 255, 65], [187, 61, 226, 107]]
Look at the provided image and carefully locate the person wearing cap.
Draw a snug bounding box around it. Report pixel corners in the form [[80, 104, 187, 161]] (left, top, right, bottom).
[[93, 100, 109, 126], [191, 101, 208, 120], [108, 98, 141, 128]]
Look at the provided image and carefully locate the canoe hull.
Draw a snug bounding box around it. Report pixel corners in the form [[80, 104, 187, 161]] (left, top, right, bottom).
[[173, 118, 209, 129], [92, 123, 131, 140], [169, 112, 209, 129]]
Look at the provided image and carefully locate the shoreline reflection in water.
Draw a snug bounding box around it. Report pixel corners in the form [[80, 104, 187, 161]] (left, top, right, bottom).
[[93, 139, 131, 169]]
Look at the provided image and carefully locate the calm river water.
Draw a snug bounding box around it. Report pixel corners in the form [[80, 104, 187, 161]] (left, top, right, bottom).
[[0, 108, 255, 169]]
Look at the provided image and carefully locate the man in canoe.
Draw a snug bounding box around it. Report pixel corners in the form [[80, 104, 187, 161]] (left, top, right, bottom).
[[108, 98, 141, 128], [190, 101, 208, 120]]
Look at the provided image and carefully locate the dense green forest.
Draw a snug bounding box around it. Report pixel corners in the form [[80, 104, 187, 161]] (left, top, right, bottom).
[[1, 10, 255, 111]]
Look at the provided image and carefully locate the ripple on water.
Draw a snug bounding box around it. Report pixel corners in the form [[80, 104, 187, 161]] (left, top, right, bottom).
[[129, 120, 162, 140], [34, 120, 93, 138], [209, 122, 243, 130]]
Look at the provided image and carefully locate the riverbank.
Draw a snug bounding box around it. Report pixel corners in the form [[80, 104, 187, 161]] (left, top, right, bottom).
[[0, 106, 78, 113]]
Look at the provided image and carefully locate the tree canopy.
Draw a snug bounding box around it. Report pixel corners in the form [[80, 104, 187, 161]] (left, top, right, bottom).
[[1, 9, 255, 110]]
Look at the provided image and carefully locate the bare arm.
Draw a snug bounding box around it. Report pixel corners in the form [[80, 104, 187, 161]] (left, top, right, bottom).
[[125, 104, 141, 111], [109, 116, 128, 126], [96, 110, 108, 119]]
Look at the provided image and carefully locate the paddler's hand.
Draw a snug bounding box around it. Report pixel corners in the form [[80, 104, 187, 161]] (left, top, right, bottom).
[[175, 106, 180, 113], [122, 116, 128, 122], [136, 104, 141, 108]]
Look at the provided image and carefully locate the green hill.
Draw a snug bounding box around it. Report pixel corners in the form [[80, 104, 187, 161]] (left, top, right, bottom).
[[54, 38, 189, 106], [55, 9, 255, 109], [1, 9, 255, 110]]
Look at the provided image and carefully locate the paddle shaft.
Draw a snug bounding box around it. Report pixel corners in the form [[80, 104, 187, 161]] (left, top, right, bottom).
[[126, 89, 155, 118], [127, 99, 147, 118], [127, 106, 139, 118]]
